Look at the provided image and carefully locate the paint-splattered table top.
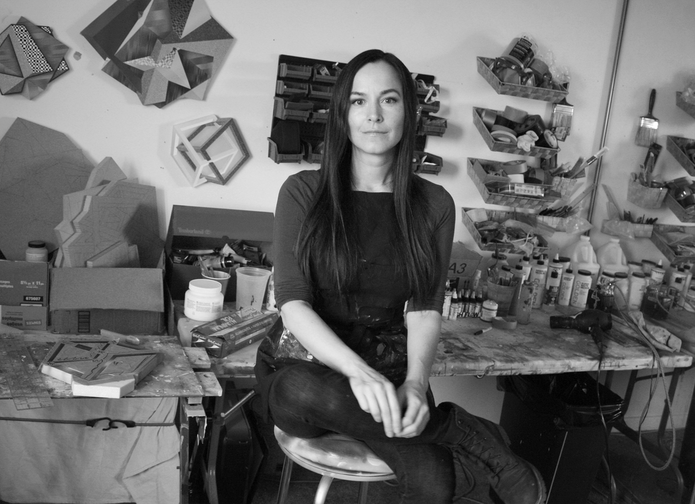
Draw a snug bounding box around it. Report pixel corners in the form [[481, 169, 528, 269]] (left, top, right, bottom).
[[215, 309, 693, 378], [0, 333, 206, 399], [433, 310, 692, 377]]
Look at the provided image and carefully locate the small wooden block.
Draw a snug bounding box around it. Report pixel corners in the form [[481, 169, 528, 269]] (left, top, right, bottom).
[[196, 371, 222, 397], [184, 347, 211, 369]]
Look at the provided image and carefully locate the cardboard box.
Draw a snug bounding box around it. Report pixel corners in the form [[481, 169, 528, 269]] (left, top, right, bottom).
[[0, 305, 48, 330], [165, 205, 274, 302], [0, 260, 49, 306], [50, 267, 165, 335]]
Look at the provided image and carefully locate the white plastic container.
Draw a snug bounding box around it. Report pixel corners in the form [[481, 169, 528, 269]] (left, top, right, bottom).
[[184, 278, 224, 322], [25, 240, 48, 262], [562, 235, 600, 287], [596, 237, 630, 275]]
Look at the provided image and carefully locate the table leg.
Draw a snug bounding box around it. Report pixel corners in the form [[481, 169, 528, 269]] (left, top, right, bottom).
[[180, 400, 190, 504], [679, 369, 695, 496]]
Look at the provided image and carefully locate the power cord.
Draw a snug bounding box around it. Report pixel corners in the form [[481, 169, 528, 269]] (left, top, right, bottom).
[[610, 283, 678, 472]]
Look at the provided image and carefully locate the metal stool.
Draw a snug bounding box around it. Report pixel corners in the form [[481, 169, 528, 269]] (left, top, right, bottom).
[[274, 426, 396, 504]]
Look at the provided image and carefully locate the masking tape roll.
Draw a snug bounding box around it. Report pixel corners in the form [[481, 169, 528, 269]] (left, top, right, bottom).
[[492, 316, 518, 330]]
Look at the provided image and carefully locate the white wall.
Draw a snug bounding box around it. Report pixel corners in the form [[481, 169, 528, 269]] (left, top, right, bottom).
[[2, 0, 694, 430]]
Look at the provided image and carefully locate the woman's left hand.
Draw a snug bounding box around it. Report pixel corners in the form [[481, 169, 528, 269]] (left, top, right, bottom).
[[394, 380, 430, 438]]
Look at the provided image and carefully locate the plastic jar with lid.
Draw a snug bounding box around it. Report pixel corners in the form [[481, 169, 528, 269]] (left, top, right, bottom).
[[25, 240, 48, 262], [184, 279, 224, 321], [480, 299, 498, 322]]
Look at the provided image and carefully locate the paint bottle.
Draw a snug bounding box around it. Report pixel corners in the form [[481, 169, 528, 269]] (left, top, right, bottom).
[[25, 240, 48, 262], [184, 279, 224, 322], [558, 267, 575, 307], [542, 269, 561, 307], [613, 271, 630, 310], [569, 269, 592, 309], [519, 255, 532, 282], [528, 259, 548, 309], [627, 272, 648, 311], [649, 263, 666, 286]]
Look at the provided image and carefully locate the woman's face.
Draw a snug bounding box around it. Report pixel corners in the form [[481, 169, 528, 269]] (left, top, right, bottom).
[[347, 60, 405, 159]]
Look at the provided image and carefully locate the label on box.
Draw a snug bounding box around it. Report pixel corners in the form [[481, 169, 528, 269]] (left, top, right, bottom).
[[191, 308, 278, 357], [0, 260, 49, 306], [0, 305, 48, 331], [514, 184, 544, 197]]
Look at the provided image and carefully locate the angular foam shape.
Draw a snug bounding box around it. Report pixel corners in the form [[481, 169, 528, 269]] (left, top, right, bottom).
[[0, 17, 70, 98], [81, 0, 234, 108]]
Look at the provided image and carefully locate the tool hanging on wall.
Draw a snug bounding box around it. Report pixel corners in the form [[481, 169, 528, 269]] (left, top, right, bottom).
[[635, 88, 659, 147]]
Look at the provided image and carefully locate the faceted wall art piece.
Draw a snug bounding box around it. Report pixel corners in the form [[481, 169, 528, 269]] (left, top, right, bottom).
[[81, 0, 234, 108], [172, 115, 250, 187], [0, 17, 70, 99]]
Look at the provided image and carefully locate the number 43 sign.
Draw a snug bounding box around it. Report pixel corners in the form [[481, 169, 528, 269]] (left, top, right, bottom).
[[447, 242, 482, 283]]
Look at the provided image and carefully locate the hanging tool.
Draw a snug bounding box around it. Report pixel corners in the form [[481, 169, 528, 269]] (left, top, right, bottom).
[[635, 89, 659, 147]]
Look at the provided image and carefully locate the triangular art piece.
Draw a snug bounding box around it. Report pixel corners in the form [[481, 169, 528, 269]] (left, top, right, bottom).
[[172, 115, 251, 186], [0, 118, 93, 261], [81, 0, 234, 108], [0, 17, 70, 99]]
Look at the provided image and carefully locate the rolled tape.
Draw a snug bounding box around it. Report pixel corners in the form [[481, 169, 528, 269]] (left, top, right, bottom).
[[492, 316, 518, 330], [482, 109, 497, 129], [500, 159, 528, 174]]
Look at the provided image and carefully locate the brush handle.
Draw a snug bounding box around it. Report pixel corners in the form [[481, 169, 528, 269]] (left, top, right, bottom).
[[648, 88, 656, 116]]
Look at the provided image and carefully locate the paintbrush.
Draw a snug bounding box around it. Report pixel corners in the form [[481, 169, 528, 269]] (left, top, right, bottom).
[[635, 89, 659, 147]]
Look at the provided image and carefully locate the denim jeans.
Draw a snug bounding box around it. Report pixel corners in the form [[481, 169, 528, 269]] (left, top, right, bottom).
[[267, 361, 460, 504]]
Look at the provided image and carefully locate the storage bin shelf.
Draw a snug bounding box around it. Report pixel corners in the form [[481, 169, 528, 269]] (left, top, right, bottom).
[[473, 108, 560, 159], [676, 91, 695, 120], [476, 56, 569, 103], [467, 157, 561, 210], [667, 135, 695, 176]]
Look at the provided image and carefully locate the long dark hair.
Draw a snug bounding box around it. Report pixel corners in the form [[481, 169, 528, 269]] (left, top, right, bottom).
[[295, 49, 437, 303]]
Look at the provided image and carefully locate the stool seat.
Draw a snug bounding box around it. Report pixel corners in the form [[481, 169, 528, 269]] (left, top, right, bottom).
[[274, 426, 396, 504]]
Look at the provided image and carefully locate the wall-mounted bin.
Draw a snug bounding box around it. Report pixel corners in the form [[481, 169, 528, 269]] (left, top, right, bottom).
[[467, 157, 560, 210], [676, 91, 695, 120], [473, 108, 560, 159], [667, 135, 695, 176], [650, 224, 695, 265], [476, 56, 569, 103], [462, 207, 548, 255]]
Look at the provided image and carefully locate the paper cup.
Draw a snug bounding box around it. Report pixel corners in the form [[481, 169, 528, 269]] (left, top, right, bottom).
[[201, 269, 231, 297], [235, 267, 271, 311]]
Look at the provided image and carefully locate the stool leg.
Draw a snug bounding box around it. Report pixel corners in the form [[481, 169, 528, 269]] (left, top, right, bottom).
[[314, 475, 334, 504], [275, 457, 294, 504], [357, 482, 369, 504]]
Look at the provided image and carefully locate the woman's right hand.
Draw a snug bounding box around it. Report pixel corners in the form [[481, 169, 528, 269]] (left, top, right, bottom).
[[347, 362, 403, 438]]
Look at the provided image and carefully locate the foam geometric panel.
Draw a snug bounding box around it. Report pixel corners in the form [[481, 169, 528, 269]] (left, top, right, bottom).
[[0, 17, 70, 99], [172, 115, 250, 186], [81, 0, 234, 108]]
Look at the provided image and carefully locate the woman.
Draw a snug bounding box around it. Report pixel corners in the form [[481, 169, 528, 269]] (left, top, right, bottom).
[[255, 49, 545, 504]]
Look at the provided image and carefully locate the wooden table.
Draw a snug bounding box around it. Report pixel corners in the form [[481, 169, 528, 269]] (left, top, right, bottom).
[[0, 331, 221, 504], [209, 308, 693, 504], [215, 309, 692, 378]]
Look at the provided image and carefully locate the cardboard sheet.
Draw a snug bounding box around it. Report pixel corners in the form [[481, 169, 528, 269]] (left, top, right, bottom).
[[0, 118, 93, 261]]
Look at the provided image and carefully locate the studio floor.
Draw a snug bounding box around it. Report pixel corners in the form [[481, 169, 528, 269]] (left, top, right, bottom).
[[190, 421, 689, 504]]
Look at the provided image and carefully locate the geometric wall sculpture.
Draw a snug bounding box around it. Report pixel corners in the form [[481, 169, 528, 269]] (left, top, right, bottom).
[[172, 115, 250, 187], [0, 17, 70, 99], [81, 0, 234, 108]]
